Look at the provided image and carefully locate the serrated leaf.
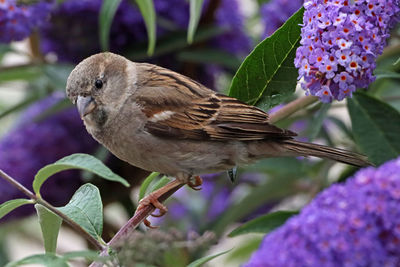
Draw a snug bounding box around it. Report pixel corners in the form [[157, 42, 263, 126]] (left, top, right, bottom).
[[139, 172, 160, 200], [0, 199, 33, 220], [229, 210, 297, 237], [99, 0, 123, 51], [35, 204, 62, 254], [228, 7, 304, 110], [58, 184, 103, 241], [134, 0, 156, 55], [187, 249, 231, 267], [347, 92, 400, 165], [5, 254, 68, 267], [33, 153, 129, 195], [187, 0, 205, 44]]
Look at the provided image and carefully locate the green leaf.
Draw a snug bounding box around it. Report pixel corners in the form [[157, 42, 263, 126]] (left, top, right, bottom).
[[0, 93, 44, 120], [33, 153, 129, 195], [177, 49, 241, 70], [148, 176, 171, 194], [126, 26, 226, 60], [5, 254, 68, 267], [0, 44, 12, 62], [229, 210, 298, 237], [134, 0, 156, 55], [348, 92, 400, 165], [0, 199, 33, 220], [375, 70, 400, 81], [228, 7, 304, 110], [58, 184, 103, 241], [62, 250, 106, 261], [33, 98, 72, 123], [307, 103, 331, 141], [187, 0, 205, 44], [43, 64, 74, 89], [35, 204, 62, 254], [187, 249, 231, 267], [209, 172, 299, 235], [99, 0, 123, 51], [139, 172, 160, 200], [0, 65, 42, 82], [226, 237, 263, 264], [393, 56, 400, 68]]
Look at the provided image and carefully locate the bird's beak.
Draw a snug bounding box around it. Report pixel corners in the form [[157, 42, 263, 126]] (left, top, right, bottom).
[[77, 95, 97, 118]]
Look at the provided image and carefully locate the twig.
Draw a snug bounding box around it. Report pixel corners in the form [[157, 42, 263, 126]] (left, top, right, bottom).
[[0, 170, 37, 200], [89, 184, 184, 267], [269, 95, 319, 124], [0, 169, 105, 251]]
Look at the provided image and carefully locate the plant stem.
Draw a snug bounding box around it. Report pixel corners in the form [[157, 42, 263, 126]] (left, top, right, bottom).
[[0, 170, 37, 200], [89, 184, 184, 267], [0, 169, 105, 251], [269, 95, 318, 124]]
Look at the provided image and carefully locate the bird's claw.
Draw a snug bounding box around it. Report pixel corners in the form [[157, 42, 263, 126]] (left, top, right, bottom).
[[187, 175, 203, 191], [137, 192, 168, 228]]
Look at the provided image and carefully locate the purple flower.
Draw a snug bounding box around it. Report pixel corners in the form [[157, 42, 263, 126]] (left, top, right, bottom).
[[245, 156, 400, 267], [295, 0, 400, 103], [0, 0, 53, 43], [0, 93, 97, 219], [261, 0, 304, 37]]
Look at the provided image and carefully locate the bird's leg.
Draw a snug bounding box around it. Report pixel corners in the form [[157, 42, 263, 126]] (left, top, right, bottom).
[[187, 175, 203, 191], [136, 179, 184, 228]]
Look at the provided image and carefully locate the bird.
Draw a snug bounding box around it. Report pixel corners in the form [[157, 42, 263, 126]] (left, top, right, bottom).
[[66, 52, 371, 227]]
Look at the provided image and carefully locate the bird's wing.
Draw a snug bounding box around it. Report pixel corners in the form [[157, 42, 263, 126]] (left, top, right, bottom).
[[135, 63, 296, 141]]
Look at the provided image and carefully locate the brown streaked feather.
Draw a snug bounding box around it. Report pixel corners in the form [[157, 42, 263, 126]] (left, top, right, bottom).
[[134, 63, 296, 141]]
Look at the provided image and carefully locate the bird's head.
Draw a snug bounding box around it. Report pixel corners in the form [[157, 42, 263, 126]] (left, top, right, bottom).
[[66, 52, 137, 126]]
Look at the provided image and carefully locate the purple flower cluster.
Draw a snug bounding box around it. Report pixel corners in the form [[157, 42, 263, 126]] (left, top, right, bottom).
[[39, 0, 250, 63], [295, 0, 400, 102], [0, 0, 53, 43], [261, 0, 304, 37], [245, 156, 400, 267], [0, 93, 97, 219]]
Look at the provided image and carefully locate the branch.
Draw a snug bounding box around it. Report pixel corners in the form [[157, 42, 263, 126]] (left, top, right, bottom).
[[269, 95, 318, 124], [89, 184, 184, 267], [0, 170, 37, 200], [0, 169, 105, 251]]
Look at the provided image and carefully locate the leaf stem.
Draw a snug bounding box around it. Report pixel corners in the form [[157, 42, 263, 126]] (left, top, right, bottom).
[[0, 169, 105, 251], [269, 95, 319, 124]]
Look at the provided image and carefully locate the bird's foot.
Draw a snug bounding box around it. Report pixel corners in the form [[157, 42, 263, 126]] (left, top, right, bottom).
[[137, 193, 168, 229], [187, 175, 203, 191], [136, 179, 183, 228]]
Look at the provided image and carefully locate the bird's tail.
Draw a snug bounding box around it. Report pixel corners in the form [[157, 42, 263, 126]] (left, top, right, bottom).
[[280, 139, 372, 167]]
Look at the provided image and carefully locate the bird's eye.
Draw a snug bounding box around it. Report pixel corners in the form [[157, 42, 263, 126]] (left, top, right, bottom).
[[95, 79, 103, 89]]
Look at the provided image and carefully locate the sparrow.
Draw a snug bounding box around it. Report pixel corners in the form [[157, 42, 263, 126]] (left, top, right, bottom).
[[66, 52, 371, 226]]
